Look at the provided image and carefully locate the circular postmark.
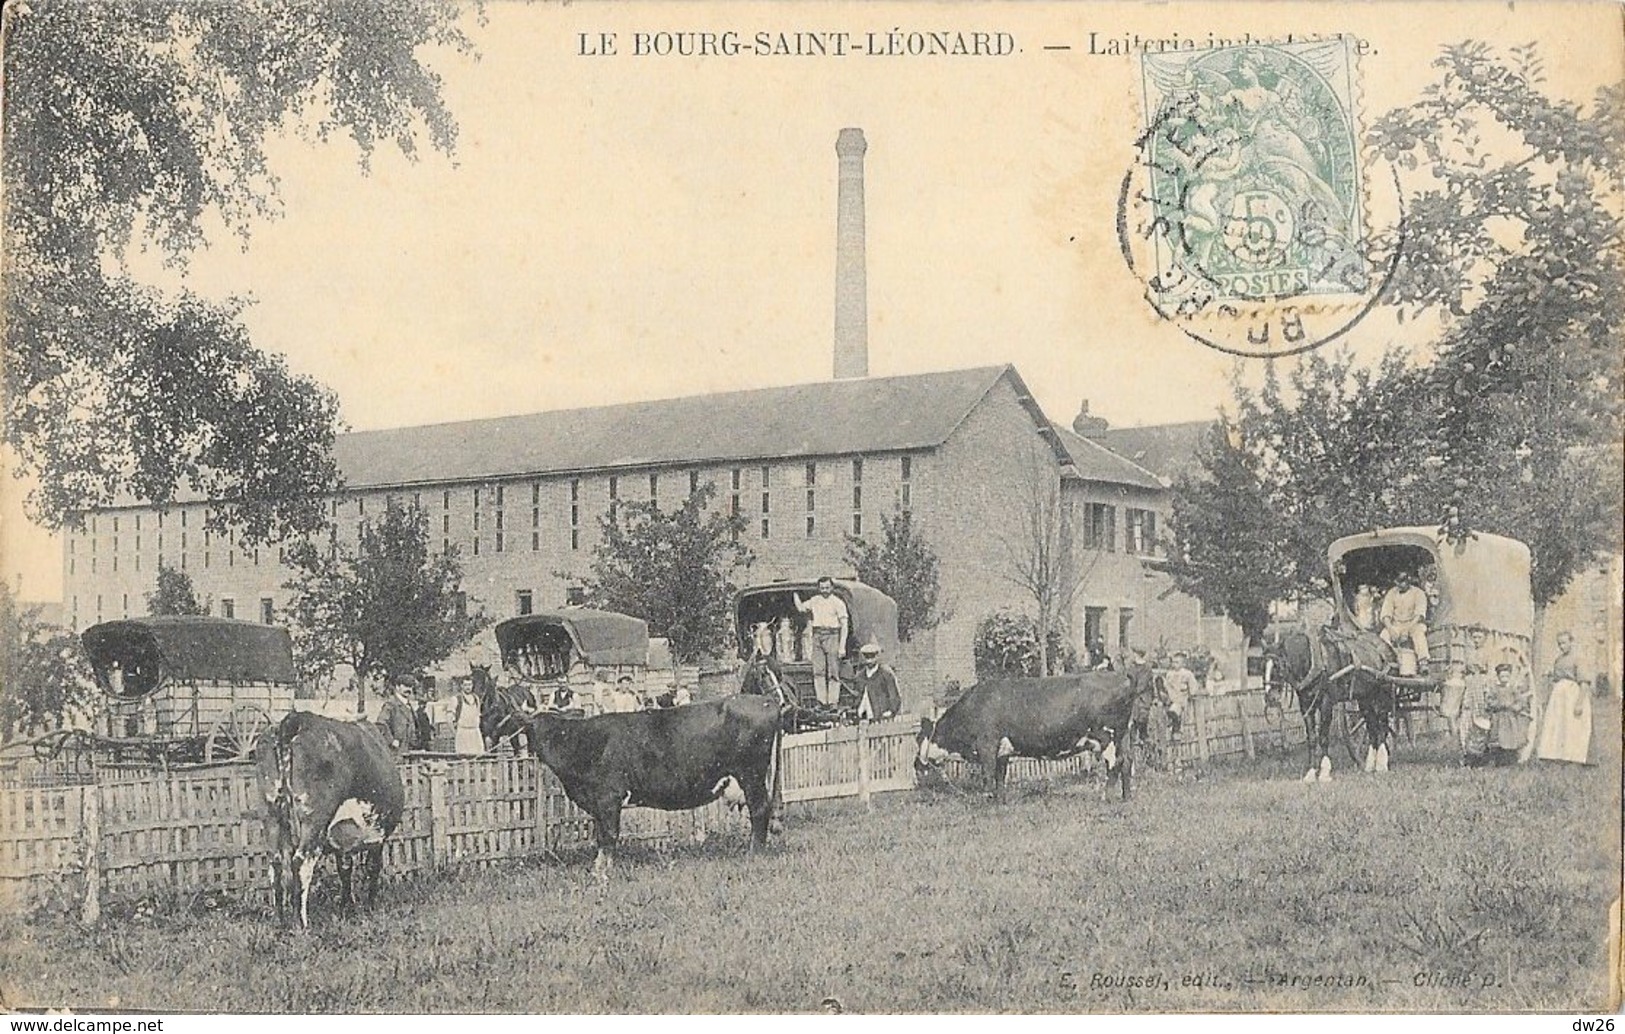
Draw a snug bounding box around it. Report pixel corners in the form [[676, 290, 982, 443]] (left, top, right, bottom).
[[1117, 39, 1404, 358]]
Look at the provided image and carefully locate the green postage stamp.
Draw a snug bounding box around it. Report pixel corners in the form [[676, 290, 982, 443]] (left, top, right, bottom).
[[1139, 40, 1367, 307]]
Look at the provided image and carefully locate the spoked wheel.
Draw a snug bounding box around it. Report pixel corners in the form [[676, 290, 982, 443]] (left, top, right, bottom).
[[205, 704, 274, 763]]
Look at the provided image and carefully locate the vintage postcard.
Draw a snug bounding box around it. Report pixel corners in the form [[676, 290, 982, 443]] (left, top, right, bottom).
[[0, 0, 1620, 1019]]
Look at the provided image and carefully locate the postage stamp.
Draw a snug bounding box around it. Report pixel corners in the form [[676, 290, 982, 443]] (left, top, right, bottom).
[[1139, 40, 1367, 306], [1118, 38, 1400, 358]]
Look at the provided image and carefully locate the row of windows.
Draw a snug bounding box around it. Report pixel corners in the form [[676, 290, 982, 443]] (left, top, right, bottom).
[[74, 457, 915, 561], [1080, 504, 1159, 556], [70, 594, 276, 627]]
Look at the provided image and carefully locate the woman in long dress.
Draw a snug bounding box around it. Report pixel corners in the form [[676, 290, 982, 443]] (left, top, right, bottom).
[[1535, 631, 1591, 764], [453, 687, 485, 755]]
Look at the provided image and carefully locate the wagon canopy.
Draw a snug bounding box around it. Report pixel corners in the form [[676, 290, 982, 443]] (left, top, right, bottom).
[[81, 617, 298, 700], [1327, 527, 1534, 636], [495, 610, 650, 670], [734, 578, 901, 660]]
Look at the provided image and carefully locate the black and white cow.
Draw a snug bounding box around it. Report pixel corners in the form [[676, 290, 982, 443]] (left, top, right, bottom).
[[916, 673, 1137, 801], [527, 694, 782, 878], [255, 712, 405, 927]]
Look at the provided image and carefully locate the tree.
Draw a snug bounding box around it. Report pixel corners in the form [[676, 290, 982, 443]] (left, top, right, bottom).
[[282, 504, 485, 706], [0, 583, 95, 739], [972, 610, 1041, 677], [996, 452, 1093, 675], [2, 1, 473, 542], [577, 484, 753, 664], [1172, 43, 1622, 611], [145, 562, 206, 616], [1166, 420, 1294, 641], [844, 512, 946, 642]]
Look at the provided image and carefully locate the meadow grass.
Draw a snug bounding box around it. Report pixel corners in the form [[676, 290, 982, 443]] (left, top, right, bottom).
[[2, 700, 1618, 1014]]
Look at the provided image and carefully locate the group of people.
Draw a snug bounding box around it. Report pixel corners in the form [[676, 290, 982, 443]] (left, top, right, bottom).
[[374, 674, 484, 756], [778, 577, 903, 720], [1446, 627, 1593, 767]]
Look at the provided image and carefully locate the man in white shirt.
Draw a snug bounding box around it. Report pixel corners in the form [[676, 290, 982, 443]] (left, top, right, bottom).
[[1379, 570, 1431, 669], [794, 577, 849, 706]]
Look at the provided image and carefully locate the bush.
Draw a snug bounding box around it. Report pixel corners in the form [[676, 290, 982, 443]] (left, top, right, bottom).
[[973, 611, 1041, 677]]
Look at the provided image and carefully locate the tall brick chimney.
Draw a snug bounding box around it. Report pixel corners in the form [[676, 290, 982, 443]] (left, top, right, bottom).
[[833, 127, 868, 379]]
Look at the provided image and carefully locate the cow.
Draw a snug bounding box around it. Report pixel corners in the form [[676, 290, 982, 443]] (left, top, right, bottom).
[[915, 673, 1138, 801], [255, 712, 405, 928], [525, 694, 782, 879]]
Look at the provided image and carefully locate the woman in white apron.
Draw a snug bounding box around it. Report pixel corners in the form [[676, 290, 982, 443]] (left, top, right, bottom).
[[453, 686, 485, 755], [1535, 631, 1590, 764]]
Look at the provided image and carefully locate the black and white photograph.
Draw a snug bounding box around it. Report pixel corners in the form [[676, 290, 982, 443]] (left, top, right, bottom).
[[0, 0, 1620, 1018]]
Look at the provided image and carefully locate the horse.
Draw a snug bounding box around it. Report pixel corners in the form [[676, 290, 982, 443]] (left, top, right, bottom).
[[470, 663, 538, 754], [1261, 624, 1397, 782]]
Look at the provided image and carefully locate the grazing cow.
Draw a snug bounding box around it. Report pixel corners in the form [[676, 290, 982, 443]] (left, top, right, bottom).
[[526, 694, 782, 878], [256, 712, 405, 928], [915, 673, 1137, 801]]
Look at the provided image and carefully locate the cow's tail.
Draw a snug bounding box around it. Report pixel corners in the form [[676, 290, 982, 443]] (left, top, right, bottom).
[[268, 715, 303, 841]]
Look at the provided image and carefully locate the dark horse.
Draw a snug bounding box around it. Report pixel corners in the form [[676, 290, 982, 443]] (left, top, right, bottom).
[[1261, 625, 1397, 781], [470, 664, 538, 754]]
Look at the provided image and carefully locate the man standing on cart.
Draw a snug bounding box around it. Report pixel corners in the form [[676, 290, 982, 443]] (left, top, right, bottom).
[[794, 577, 849, 707]]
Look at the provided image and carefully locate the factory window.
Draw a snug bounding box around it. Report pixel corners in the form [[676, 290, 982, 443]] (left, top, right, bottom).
[[112, 534, 119, 554], [474, 487, 481, 509], [385, 493, 396, 511], [357, 496, 365, 516], [806, 488, 816, 537], [121, 594, 129, 619], [852, 513, 862, 536], [900, 455, 912, 515], [516, 589, 533, 616], [689, 470, 700, 495], [473, 509, 481, 532], [112, 554, 119, 573], [761, 517, 770, 539], [1118, 608, 1135, 649], [805, 462, 817, 486], [1125, 508, 1158, 556], [649, 473, 659, 507], [96, 595, 103, 622], [134, 515, 141, 531], [532, 503, 541, 552], [532, 482, 541, 507], [443, 490, 451, 511], [261, 599, 275, 624], [760, 465, 770, 487], [570, 478, 581, 550], [565, 586, 586, 607], [179, 511, 186, 528], [609, 476, 618, 502], [1084, 607, 1106, 653], [413, 492, 422, 511], [221, 597, 235, 620], [332, 499, 339, 518], [113, 517, 120, 534], [495, 512, 505, 553], [496, 485, 505, 507]]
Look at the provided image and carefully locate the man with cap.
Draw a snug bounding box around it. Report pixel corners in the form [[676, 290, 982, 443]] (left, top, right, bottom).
[[378, 675, 421, 754], [850, 640, 901, 721]]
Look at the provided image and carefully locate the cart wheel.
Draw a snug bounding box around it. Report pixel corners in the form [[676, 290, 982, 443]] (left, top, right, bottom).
[[205, 705, 274, 763]]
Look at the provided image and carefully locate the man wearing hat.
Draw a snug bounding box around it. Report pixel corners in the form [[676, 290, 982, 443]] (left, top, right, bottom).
[[378, 675, 421, 754], [850, 641, 901, 721]]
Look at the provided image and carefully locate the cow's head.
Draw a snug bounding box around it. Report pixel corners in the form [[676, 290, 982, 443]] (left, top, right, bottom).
[[915, 716, 952, 768]]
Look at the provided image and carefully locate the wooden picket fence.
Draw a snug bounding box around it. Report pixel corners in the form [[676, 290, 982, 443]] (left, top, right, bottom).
[[0, 691, 1418, 922]]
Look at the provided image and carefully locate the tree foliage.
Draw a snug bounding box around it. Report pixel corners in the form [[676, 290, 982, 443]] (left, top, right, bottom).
[[577, 484, 753, 665], [972, 610, 1041, 678], [0, 583, 95, 739], [844, 511, 945, 642], [1172, 43, 1623, 618], [145, 561, 206, 616], [1167, 421, 1293, 640], [2, 0, 473, 542], [282, 504, 485, 699]]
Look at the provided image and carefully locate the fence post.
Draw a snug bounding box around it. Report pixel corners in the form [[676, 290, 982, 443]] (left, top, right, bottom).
[[1236, 692, 1255, 759], [80, 785, 101, 926], [427, 762, 449, 870], [857, 719, 872, 811], [1193, 695, 1211, 762]]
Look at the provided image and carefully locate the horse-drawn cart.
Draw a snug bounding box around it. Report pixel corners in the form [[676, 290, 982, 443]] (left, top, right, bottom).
[[733, 579, 901, 731], [24, 617, 299, 770], [494, 609, 651, 716], [1268, 527, 1535, 775]]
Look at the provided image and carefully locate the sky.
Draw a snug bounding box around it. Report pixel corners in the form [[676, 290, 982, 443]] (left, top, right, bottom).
[[3, 0, 1621, 602]]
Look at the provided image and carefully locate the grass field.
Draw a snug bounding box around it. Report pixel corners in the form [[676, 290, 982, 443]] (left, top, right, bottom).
[[3, 701, 1619, 1014]]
